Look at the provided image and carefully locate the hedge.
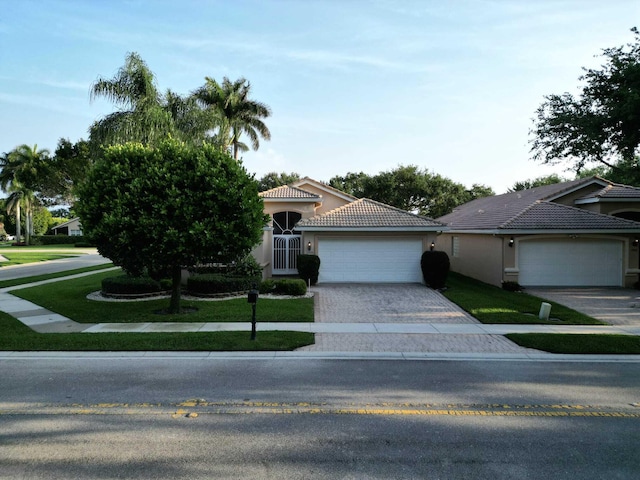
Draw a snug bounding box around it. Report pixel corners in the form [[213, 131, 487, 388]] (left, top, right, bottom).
[[188, 274, 260, 296], [297, 254, 321, 285], [102, 275, 164, 295], [260, 278, 307, 296], [30, 235, 91, 246]]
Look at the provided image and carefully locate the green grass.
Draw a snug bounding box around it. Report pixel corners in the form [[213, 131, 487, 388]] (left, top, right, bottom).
[[12, 270, 314, 324], [0, 252, 79, 266], [443, 272, 603, 325], [507, 333, 640, 354], [0, 311, 313, 351], [0, 263, 114, 288]]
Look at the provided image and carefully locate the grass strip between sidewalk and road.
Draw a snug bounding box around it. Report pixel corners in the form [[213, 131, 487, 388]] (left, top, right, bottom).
[[11, 269, 315, 324], [506, 333, 640, 354], [0, 311, 314, 351], [0, 252, 79, 266], [442, 272, 603, 325]]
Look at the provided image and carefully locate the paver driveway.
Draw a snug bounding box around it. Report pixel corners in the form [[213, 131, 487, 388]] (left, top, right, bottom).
[[300, 284, 534, 354], [312, 283, 478, 324]]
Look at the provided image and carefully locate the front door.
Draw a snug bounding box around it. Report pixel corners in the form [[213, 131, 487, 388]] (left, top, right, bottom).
[[272, 211, 302, 275]]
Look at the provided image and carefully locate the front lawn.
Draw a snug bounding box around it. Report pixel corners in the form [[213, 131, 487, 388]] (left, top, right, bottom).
[[442, 272, 603, 325], [507, 333, 640, 354], [11, 269, 314, 324], [0, 312, 313, 351]]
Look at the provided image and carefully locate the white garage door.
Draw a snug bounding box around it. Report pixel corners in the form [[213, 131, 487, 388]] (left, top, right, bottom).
[[318, 238, 423, 283], [519, 239, 623, 286]]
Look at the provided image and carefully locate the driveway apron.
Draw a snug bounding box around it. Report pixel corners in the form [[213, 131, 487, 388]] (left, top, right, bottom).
[[300, 284, 535, 354], [526, 287, 640, 326]]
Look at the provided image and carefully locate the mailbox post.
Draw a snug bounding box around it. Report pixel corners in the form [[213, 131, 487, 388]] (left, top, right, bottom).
[[247, 284, 259, 340]]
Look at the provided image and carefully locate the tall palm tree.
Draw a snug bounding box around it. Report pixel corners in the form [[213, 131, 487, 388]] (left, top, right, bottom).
[[0, 145, 49, 244], [90, 53, 211, 148], [89, 52, 174, 147], [194, 76, 272, 159]]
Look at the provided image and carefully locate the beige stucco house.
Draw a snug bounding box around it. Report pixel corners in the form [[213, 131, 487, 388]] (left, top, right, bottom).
[[253, 178, 447, 283], [437, 177, 640, 288]]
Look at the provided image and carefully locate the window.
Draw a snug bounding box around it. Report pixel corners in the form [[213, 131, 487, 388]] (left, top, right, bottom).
[[272, 212, 302, 235], [452, 236, 460, 257]]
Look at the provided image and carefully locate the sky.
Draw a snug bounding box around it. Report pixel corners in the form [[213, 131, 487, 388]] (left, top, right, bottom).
[[1, 0, 639, 194]]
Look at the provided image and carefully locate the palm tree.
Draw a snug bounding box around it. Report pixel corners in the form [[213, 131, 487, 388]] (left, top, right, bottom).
[[89, 52, 174, 147], [0, 145, 49, 244], [90, 53, 211, 148], [194, 76, 272, 159]]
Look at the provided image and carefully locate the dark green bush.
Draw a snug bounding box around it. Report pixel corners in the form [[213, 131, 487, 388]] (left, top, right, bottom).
[[188, 274, 260, 295], [420, 250, 450, 289], [259, 279, 276, 294], [297, 254, 321, 285], [190, 254, 263, 277], [502, 281, 522, 292], [30, 235, 87, 245], [273, 278, 307, 296], [102, 275, 163, 295]]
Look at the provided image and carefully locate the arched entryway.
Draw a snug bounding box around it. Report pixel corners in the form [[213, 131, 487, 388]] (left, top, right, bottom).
[[272, 211, 302, 275]]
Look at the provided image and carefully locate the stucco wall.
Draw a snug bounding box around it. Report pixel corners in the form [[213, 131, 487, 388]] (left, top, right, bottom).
[[439, 233, 504, 286]]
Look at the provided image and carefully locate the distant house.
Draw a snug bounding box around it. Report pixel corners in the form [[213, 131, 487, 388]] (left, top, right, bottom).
[[437, 177, 640, 288], [51, 217, 83, 236], [253, 178, 447, 283]]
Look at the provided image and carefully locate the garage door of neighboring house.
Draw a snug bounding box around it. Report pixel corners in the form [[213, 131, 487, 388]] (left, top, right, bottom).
[[318, 238, 424, 283], [518, 239, 623, 286]]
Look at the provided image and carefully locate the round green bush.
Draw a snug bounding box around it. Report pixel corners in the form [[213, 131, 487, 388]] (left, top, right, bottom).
[[274, 278, 307, 296], [101, 275, 163, 295]]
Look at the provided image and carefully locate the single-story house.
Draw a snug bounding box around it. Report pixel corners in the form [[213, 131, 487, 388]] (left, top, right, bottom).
[[253, 178, 447, 283], [436, 176, 640, 288], [51, 217, 83, 236]]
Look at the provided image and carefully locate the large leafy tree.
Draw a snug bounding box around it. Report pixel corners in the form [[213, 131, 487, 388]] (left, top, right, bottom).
[[194, 76, 272, 159], [257, 171, 300, 191], [330, 165, 494, 218], [508, 174, 568, 192], [76, 140, 266, 313], [530, 27, 640, 183], [43, 138, 93, 205], [0, 144, 50, 244]]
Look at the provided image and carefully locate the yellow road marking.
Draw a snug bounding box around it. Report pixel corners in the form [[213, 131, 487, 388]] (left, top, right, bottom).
[[1, 401, 639, 418]]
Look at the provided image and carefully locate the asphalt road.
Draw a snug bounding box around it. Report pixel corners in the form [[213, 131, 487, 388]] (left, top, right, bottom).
[[1, 358, 638, 479], [0, 251, 110, 280]]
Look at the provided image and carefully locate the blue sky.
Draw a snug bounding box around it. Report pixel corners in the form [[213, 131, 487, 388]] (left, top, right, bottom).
[[1, 0, 638, 194]]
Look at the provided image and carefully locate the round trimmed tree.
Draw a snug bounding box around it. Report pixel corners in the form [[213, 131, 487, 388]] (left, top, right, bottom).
[[76, 140, 266, 313]]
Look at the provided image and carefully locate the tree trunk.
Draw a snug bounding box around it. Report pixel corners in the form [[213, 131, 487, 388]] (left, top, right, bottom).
[[15, 203, 21, 243], [25, 202, 31, 246], [168, 264, 182, 313]]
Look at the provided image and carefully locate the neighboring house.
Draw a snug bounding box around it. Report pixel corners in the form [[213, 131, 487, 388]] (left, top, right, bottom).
[[437, 177, 640, 288], [51, 217, 83, 236], [253, 178, 447, 283]]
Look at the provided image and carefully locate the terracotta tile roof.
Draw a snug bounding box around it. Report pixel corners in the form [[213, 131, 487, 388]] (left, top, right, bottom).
[[259, 185, 321, 199], [296, 198, 446, 229], [438, 176, 640, 232]]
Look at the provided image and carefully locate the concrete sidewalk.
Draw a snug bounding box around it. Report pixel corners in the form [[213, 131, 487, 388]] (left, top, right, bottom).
[[2, 272, 640, 359]]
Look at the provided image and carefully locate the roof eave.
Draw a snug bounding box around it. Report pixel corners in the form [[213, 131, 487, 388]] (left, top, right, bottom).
[[445, 228, 640, 235], [296, 226, 448, 232]]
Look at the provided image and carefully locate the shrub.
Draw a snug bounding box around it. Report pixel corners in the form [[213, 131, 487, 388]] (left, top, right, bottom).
[[102, 275, 163, 295], [420, 250, 450, 289], [259, 279, 276, 294], [273, 278, 307, 296], [297, 254, 321, 285], [189, 254, 263, 278], [188, 274, 260, 295], [30, 235, 87, 245], [502, 281, 522, 292]]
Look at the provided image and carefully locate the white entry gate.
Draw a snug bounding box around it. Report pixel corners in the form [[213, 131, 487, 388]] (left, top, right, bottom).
[[272, 235, 302, 275]]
